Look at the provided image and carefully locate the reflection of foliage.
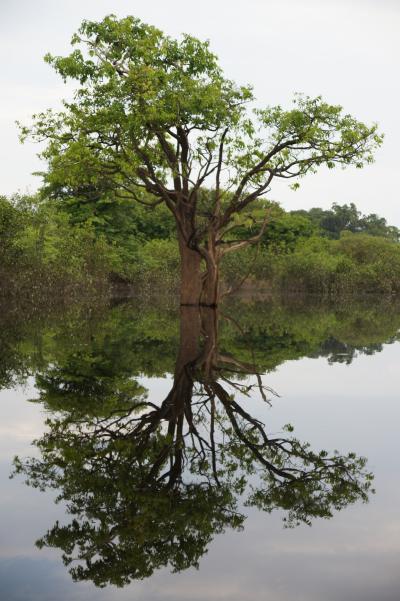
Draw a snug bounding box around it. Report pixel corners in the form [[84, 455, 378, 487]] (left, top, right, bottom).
[[2, 296, 400, 395], [15, 426, 241, 586], [13, 388, 371, 585], [0, 301, 179, 396], [218, 297, 400, 370], [33, 335, 148, 417], [13, 305, 375, 587], [248, 441, 372, 526]]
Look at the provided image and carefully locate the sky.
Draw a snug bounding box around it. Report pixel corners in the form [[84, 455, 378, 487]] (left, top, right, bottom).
[[1, 0, 399, 224]]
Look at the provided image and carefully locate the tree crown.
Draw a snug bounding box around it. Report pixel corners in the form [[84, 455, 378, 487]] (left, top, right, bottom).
[[20, 13, 383, 242]]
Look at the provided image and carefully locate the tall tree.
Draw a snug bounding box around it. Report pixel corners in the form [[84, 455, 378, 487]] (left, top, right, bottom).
[[20, 15, 383, 304]]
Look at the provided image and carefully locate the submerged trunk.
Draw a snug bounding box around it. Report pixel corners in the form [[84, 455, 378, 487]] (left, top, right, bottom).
[[200, 229, 220, 307], [178, 231, 203, 306], [201, 255, 220, 308], [176, 214, 221, 307]]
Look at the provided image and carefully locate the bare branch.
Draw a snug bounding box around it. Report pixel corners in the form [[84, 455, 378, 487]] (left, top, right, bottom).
[[220, 211, 270, 256]]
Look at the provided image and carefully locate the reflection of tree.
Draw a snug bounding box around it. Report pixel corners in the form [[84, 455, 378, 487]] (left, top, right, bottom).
[[13, 307, 373, 588]]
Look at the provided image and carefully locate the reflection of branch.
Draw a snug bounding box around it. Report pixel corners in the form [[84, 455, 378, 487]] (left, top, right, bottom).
[[256, 373, 272, 406], [219, 312, 279, 402], [214, 353, 278, 399], [209, 380, 296, 480], [209, 394, 221, 487]]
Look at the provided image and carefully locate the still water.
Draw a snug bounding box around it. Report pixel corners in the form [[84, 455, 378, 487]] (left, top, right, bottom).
[[0, 296, 399, 600]]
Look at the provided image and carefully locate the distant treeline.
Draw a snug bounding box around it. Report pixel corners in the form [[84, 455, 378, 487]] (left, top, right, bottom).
[[1, 192, 400, 296], [292, 203, 399, 241]]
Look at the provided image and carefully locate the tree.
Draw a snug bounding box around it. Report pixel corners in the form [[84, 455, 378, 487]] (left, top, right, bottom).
[[320, 202, 362, 237], [20, 15, 383, 305], [293, 203, 400, 241]]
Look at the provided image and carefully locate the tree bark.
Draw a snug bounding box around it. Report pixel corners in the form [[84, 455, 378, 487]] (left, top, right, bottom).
[[201, 256, 220, 307], [200, 231, 220, 307], [176, 217, 221, 307], [177, 230, 203, 306]]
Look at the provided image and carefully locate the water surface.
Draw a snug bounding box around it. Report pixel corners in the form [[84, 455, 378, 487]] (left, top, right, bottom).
[[1, 296, 399, 600]]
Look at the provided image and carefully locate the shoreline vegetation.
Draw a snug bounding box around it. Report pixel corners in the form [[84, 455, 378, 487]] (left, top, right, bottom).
[[1, 193, 400, 301]]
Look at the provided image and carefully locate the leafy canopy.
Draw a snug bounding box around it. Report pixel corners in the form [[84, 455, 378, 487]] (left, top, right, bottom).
[[20, 14, 383, 248]]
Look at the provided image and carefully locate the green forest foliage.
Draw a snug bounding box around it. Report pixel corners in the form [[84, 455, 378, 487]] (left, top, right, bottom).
[[1, 192, 400, 295], [221, 202, 400, 294], [0, 194, 118, 295]]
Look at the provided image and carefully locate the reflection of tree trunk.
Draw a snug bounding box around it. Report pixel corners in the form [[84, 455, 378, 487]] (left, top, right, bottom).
[[199, 307, 218, 381], [175, 306, 201, 370], [169, 306, 201, 433], [155, 306, 201, 487], [174, 306, 219, 382], [155, 306, 220, 486]]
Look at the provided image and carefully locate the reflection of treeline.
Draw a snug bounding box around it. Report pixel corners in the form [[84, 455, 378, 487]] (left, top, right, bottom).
[[1, 296, 400, 395], [219, 297, 400, 369], [2, 193, 400, 295]]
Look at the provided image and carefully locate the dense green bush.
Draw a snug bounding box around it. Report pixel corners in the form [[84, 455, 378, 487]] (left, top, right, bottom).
[[131, 238, 180, 288], [0, 195, 25, 263], [264, 233, 400, 294], [0, 194, 120, 296]]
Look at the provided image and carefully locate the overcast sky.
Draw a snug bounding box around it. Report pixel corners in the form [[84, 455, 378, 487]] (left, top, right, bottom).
[[1, 0, 399, 223]]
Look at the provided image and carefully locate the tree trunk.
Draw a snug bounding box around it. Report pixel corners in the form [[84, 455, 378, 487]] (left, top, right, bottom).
[[176, 216, 221, 307], [201, 259, 220, 307], [177, 231, 203, 306], [200, 233, 220, 307]]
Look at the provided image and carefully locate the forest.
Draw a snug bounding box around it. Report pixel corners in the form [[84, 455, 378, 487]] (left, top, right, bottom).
[[2, 191, 400, 299]]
